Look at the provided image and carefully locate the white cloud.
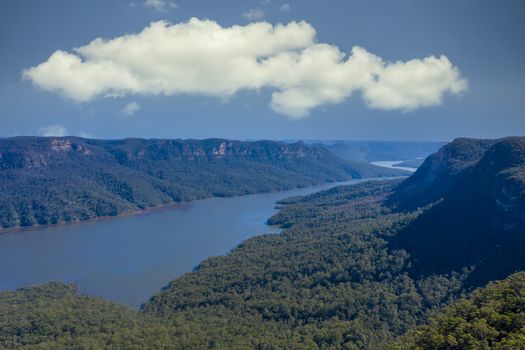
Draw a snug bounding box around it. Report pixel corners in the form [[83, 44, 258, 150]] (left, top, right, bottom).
[[38, 125, 69, 137], [23, 18, 468, 118], [121, 101, 141, 116], [280, 3, 291, 12], [144, 0, 176, 12], [260, 0, 271, 5], [242, 9, 264, 20]]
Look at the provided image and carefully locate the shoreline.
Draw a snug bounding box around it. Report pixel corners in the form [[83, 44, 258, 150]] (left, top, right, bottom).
[[0, 176, 401, 308], [0, 176, 403, 236], [0, 180, 344, 235], [0, 201, 194, 235]]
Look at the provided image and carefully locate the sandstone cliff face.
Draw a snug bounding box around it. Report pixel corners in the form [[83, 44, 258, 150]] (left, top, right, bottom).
[[0, 138, 323, 169], [0, 136, 405, 229]]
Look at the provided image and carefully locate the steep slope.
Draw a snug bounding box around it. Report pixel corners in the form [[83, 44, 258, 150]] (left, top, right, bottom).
[[388, 272, 525, 350], [386, 137, 497, 210], [0, 137, 405, 229], [388, 137, 525, 286]]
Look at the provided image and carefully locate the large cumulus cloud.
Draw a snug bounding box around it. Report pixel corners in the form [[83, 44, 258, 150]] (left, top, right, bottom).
[[23, 18, 467, 118]]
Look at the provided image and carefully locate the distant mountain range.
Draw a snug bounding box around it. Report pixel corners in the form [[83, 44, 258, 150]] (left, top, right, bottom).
[[0, 137, 405, 229], [300, 140, 444, 163]]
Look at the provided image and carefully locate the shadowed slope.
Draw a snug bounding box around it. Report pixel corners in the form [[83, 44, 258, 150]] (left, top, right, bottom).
[[388, 137, 525, 286]]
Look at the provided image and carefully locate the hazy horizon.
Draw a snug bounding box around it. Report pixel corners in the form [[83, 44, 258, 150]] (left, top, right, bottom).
[[1, 1, 524, 141], [0, 134, 451, 143]]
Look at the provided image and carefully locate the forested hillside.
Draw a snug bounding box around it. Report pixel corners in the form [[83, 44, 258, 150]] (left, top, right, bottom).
[[142, 137, 525, 348], [0, 137, 523, 349], [386, 137, 498, 210], [388, 272, 525, 350], [388, 137, 525, 286], [142, 179, 464, 349], [1, 180, 462, 349], [0, 137, 404, 229], [0, 282, 179, 349]]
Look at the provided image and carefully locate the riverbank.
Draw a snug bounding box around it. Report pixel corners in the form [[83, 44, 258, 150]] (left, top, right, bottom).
[[0, 180, 348, 235], [0, 178, 384, 307]]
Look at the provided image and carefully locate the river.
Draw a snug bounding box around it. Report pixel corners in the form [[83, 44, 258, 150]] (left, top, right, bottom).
[[0, 179, 369, 308], [370, 160, 417, 172]]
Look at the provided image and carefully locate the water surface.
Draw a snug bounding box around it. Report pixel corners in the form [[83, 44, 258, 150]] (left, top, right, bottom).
[[0, 179, 366, 308], [370, 160, 417, 172]]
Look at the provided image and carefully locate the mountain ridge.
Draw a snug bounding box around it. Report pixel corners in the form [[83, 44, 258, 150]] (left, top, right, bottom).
[[388, 136, 525, 286], [0, 136, 406, 229], [0, 136, 524, 348]]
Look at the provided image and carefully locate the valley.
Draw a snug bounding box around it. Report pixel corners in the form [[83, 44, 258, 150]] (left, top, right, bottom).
[[1, 137, 524, 349], [0, 179, 366, 308], [2, 3, 523, 348]]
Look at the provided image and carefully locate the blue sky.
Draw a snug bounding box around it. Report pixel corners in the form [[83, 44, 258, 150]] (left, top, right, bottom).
[[0, 0, 524, 141]]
